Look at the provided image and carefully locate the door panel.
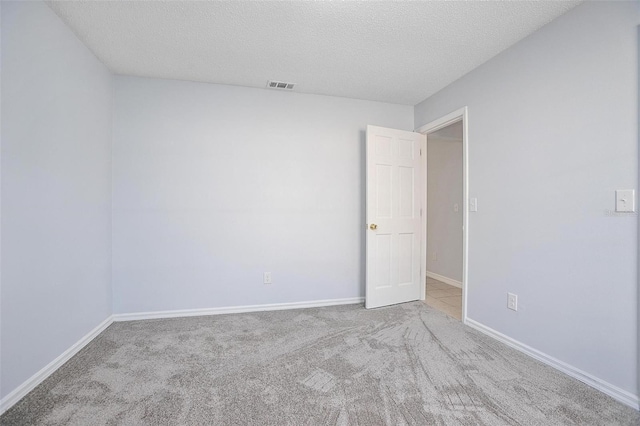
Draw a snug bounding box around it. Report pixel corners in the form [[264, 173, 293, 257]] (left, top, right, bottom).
[[366, 125, 425, 309]]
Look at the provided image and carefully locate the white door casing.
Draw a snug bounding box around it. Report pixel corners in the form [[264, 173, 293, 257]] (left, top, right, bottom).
[[366, 125, 425, 309], [415, 106, 469, 323]]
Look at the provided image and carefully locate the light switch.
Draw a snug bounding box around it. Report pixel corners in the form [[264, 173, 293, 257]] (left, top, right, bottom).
[[615, 190, 635, 212], [470, 198, 478, 212]]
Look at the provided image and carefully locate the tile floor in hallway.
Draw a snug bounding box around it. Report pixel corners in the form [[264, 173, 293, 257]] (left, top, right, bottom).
[[425, 277, 462, 320]]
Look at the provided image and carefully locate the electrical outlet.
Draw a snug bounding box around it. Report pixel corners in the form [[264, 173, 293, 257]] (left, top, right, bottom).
[[263, 272, 272, 284], [431, 252, 438, 261], [507, 293, 518, 311]]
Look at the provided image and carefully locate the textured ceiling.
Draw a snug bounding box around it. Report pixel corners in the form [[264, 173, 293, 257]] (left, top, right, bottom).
[[47, 1, 581, 105]]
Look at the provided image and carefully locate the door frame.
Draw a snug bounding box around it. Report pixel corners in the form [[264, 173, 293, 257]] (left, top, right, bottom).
[[415, 107, 469, 323]]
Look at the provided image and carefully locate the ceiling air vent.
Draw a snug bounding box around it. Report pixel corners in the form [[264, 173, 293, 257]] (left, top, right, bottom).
[[267, 80, 296, 90]]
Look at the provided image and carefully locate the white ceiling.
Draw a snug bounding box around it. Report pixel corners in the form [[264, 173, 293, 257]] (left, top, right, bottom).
[[47, 0, 581, 105]]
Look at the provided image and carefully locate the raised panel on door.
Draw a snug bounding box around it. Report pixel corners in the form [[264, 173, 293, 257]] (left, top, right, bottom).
[[366, 125, 425, 309]]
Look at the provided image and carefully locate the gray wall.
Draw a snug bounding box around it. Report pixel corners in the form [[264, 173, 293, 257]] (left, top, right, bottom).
[[2, 0, 637, 407], [415, 1, 638, 395], [427, 133, 463, 283], [1, 1, 112, 399], [112, 76, 413, 314]]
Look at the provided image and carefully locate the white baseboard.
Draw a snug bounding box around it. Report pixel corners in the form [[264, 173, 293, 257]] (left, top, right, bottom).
[[465, 318, 639, 410], [8, 299, 634, 416], [426, 271, 462, 288], [0, 297, 363, 414], [0, 316, 114, 415], [113, 297, 365, 322]]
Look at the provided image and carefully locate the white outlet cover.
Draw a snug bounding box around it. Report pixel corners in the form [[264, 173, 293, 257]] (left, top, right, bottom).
[[507, 293, 518, 311]]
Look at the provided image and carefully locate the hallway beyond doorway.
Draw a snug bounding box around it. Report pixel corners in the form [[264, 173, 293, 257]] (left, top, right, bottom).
[[424, 277, 461, 320]]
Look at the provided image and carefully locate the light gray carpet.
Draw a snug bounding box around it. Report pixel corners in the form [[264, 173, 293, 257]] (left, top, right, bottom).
[[1, 302, 638, 425]]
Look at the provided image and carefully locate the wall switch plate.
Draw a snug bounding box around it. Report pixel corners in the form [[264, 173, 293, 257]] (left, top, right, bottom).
[[263, 272, 272, 284], [615, 189, 635, 212], [507, 293, 518, 311], [470, 198, 478, 212]]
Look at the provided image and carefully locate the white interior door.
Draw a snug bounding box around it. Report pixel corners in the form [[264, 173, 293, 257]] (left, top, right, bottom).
[[366, 125, 425, 309]]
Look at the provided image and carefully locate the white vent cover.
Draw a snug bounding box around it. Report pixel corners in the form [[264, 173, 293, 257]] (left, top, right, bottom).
[[267, 80, 296, 90]]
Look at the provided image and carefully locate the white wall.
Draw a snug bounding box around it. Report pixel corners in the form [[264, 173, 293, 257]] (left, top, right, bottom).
[[427, 134, 463, 282], [415, 1, 638, 397], [113, 76, 412, 314], [1, 1, 112, 400]]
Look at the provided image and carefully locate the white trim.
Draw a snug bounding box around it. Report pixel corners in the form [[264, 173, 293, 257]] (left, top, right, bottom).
[[416, 107, 469, 324], [419, 135, 428, 302], [3, 301, 636, 414], [113, 297, 365, 322], [426, 271, 462, 289], [0, 297, 364, 413], [466, 318, 640, 410], [0, 316, 114, 415]]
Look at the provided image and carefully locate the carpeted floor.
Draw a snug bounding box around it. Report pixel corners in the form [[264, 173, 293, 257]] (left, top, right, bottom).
[[1, 302, 638, 425]]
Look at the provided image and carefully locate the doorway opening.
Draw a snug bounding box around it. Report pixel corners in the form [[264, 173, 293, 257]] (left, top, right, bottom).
[[416, 108, 468, 322]]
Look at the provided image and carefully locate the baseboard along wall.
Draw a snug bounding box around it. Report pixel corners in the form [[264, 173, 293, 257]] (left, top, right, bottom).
[[0, 297, 363, 415], [0, 316, 114, 415], [465, 318, 639, 410], [426, 271, 462, 288], [2, 297, 637, 415], [111, 297, 365, 322]]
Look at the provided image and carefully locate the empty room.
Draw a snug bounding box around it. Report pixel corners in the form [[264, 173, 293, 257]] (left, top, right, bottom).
[[1, 0, 639, 424]]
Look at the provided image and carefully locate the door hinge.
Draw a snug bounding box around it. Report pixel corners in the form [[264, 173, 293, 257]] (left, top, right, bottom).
[[420, 149, 422, 156]]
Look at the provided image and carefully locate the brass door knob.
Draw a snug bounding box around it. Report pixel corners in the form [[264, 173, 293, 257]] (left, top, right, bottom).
[[369, 223, 378, 230]]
